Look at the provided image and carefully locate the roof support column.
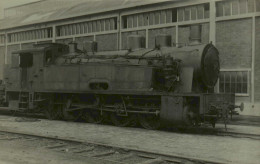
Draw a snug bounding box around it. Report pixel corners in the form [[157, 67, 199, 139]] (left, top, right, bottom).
[[4, 32, 8, 64], [52, 25, 56, 43], [118, 13, 121, 50], [210, 1, 219, 93], [145, 28, 148, 48], [209, 1, 216, 45], [251, 16, 255, 104]]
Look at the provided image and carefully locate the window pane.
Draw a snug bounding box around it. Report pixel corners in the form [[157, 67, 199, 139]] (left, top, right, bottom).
[[220, 82, 224, 93], [149, 13, 154, 25], [248, 0, 255, 13], [84, 23, 88, 33], [105, 19, 110, 31], [97, 20, 101, 32], [177, 8, 184, 22], [122, 16, 127, 28], [236, 83, 242, 93], [225, 72, 230, 83], [100, 20, 105, 31], [138, 14, 144, 26], [92, 22, 96, 32], [237, 72, 242, 83], [220, 73, 224, 82], [232, 1, 239, 15], [172, 8, 177, 23], [128, 16, 133, 28], [204, 3, 209, 18], [239, 0, 247, 14], [242, 83, 247, 93], [231, 83, 236, 93], [184, 7, 191, 21], [216, 2, 224, 17], [133, 15, 138, 27], [160, 11, 166, 24], [257, 0, 260, 11], [166, 10, 172, 23], [225, 83, 230, 93], [197, 5, 204, 19], [88, 22, 92, 33], [144, 13, 149, 26], [242, 72, 248, 82], [191, 6, 197, 20], [231, 72, 236, 83], [224, 2, 231, 16], [110, 18, 115, 30], [155, 11, 160, 25]]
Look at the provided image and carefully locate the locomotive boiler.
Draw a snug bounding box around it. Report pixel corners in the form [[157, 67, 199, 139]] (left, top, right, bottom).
[[2, 25, 243, 129]]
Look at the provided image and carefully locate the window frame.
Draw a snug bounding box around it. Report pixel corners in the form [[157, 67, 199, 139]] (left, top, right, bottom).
[[219, 69, 250, 97]]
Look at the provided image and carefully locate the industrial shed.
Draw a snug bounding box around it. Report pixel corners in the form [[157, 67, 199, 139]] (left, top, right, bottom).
[[0, 0, 259, 115]]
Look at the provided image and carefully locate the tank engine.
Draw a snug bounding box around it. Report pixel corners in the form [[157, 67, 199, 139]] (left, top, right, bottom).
[[2, 25, 243, 129]]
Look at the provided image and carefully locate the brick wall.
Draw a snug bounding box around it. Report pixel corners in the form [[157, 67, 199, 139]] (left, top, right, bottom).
[[96, 34, 117, 51], [216, 18, 252, 69], [255, 17, 260, 101]]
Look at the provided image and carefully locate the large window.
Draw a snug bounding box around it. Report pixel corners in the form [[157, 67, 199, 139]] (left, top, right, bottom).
[[219, 71, 249, 95], [0, 35, 5, 44], [56, 17, 117, 37], [216, 0, 260, 17], [8, 28, 52, 43], [121, 3, 209, 29]]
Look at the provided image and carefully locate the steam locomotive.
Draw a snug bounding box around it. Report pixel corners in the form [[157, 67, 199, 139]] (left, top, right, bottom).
[[1, 25, 243, 129]]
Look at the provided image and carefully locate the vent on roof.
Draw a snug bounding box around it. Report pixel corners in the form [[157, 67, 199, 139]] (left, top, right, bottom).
[[155, 34, 172, 49], [189, 25, 202, 45], [127, 35, 145, 51]]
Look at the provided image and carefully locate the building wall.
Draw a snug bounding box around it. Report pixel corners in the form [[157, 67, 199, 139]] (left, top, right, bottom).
[[255, 17, 260, 102], [216, 18, 252, 69]]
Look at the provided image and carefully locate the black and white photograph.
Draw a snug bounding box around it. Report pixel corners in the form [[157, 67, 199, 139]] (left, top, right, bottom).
[[0, 0, 259, 163]]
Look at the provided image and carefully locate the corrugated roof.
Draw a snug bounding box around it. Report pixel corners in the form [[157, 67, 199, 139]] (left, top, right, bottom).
[[0, 0, 174, 30]]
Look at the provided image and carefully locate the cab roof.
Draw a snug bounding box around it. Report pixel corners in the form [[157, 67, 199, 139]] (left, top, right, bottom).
[[12, 43, 67, 54]]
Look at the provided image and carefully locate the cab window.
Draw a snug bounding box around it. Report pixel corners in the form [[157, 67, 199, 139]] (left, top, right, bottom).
[[19, 53, 33, 68], [45, 50, 52, 65]]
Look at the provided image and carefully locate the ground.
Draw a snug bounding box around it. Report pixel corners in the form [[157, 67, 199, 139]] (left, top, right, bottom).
[[0, 137, 111, 164], [0, 115, 259, 164]]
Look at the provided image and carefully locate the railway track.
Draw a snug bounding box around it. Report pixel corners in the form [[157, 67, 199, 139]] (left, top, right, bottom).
[[0, 130, 222, 164], [0, 110, 259, 141]]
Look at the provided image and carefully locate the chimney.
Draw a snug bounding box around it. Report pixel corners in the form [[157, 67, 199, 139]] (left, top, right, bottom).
[[189, 25, 202, 45]]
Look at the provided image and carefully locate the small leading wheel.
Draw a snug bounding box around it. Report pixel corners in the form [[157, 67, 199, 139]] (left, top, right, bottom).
[[44, 100, 61, 120], [110, 113, 132, 127], [138, 114, 161, 130], [82, 110, 104, 124]]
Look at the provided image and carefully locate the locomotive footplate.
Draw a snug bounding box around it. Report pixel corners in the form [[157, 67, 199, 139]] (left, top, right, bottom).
[[160, 93, 243, 128]]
